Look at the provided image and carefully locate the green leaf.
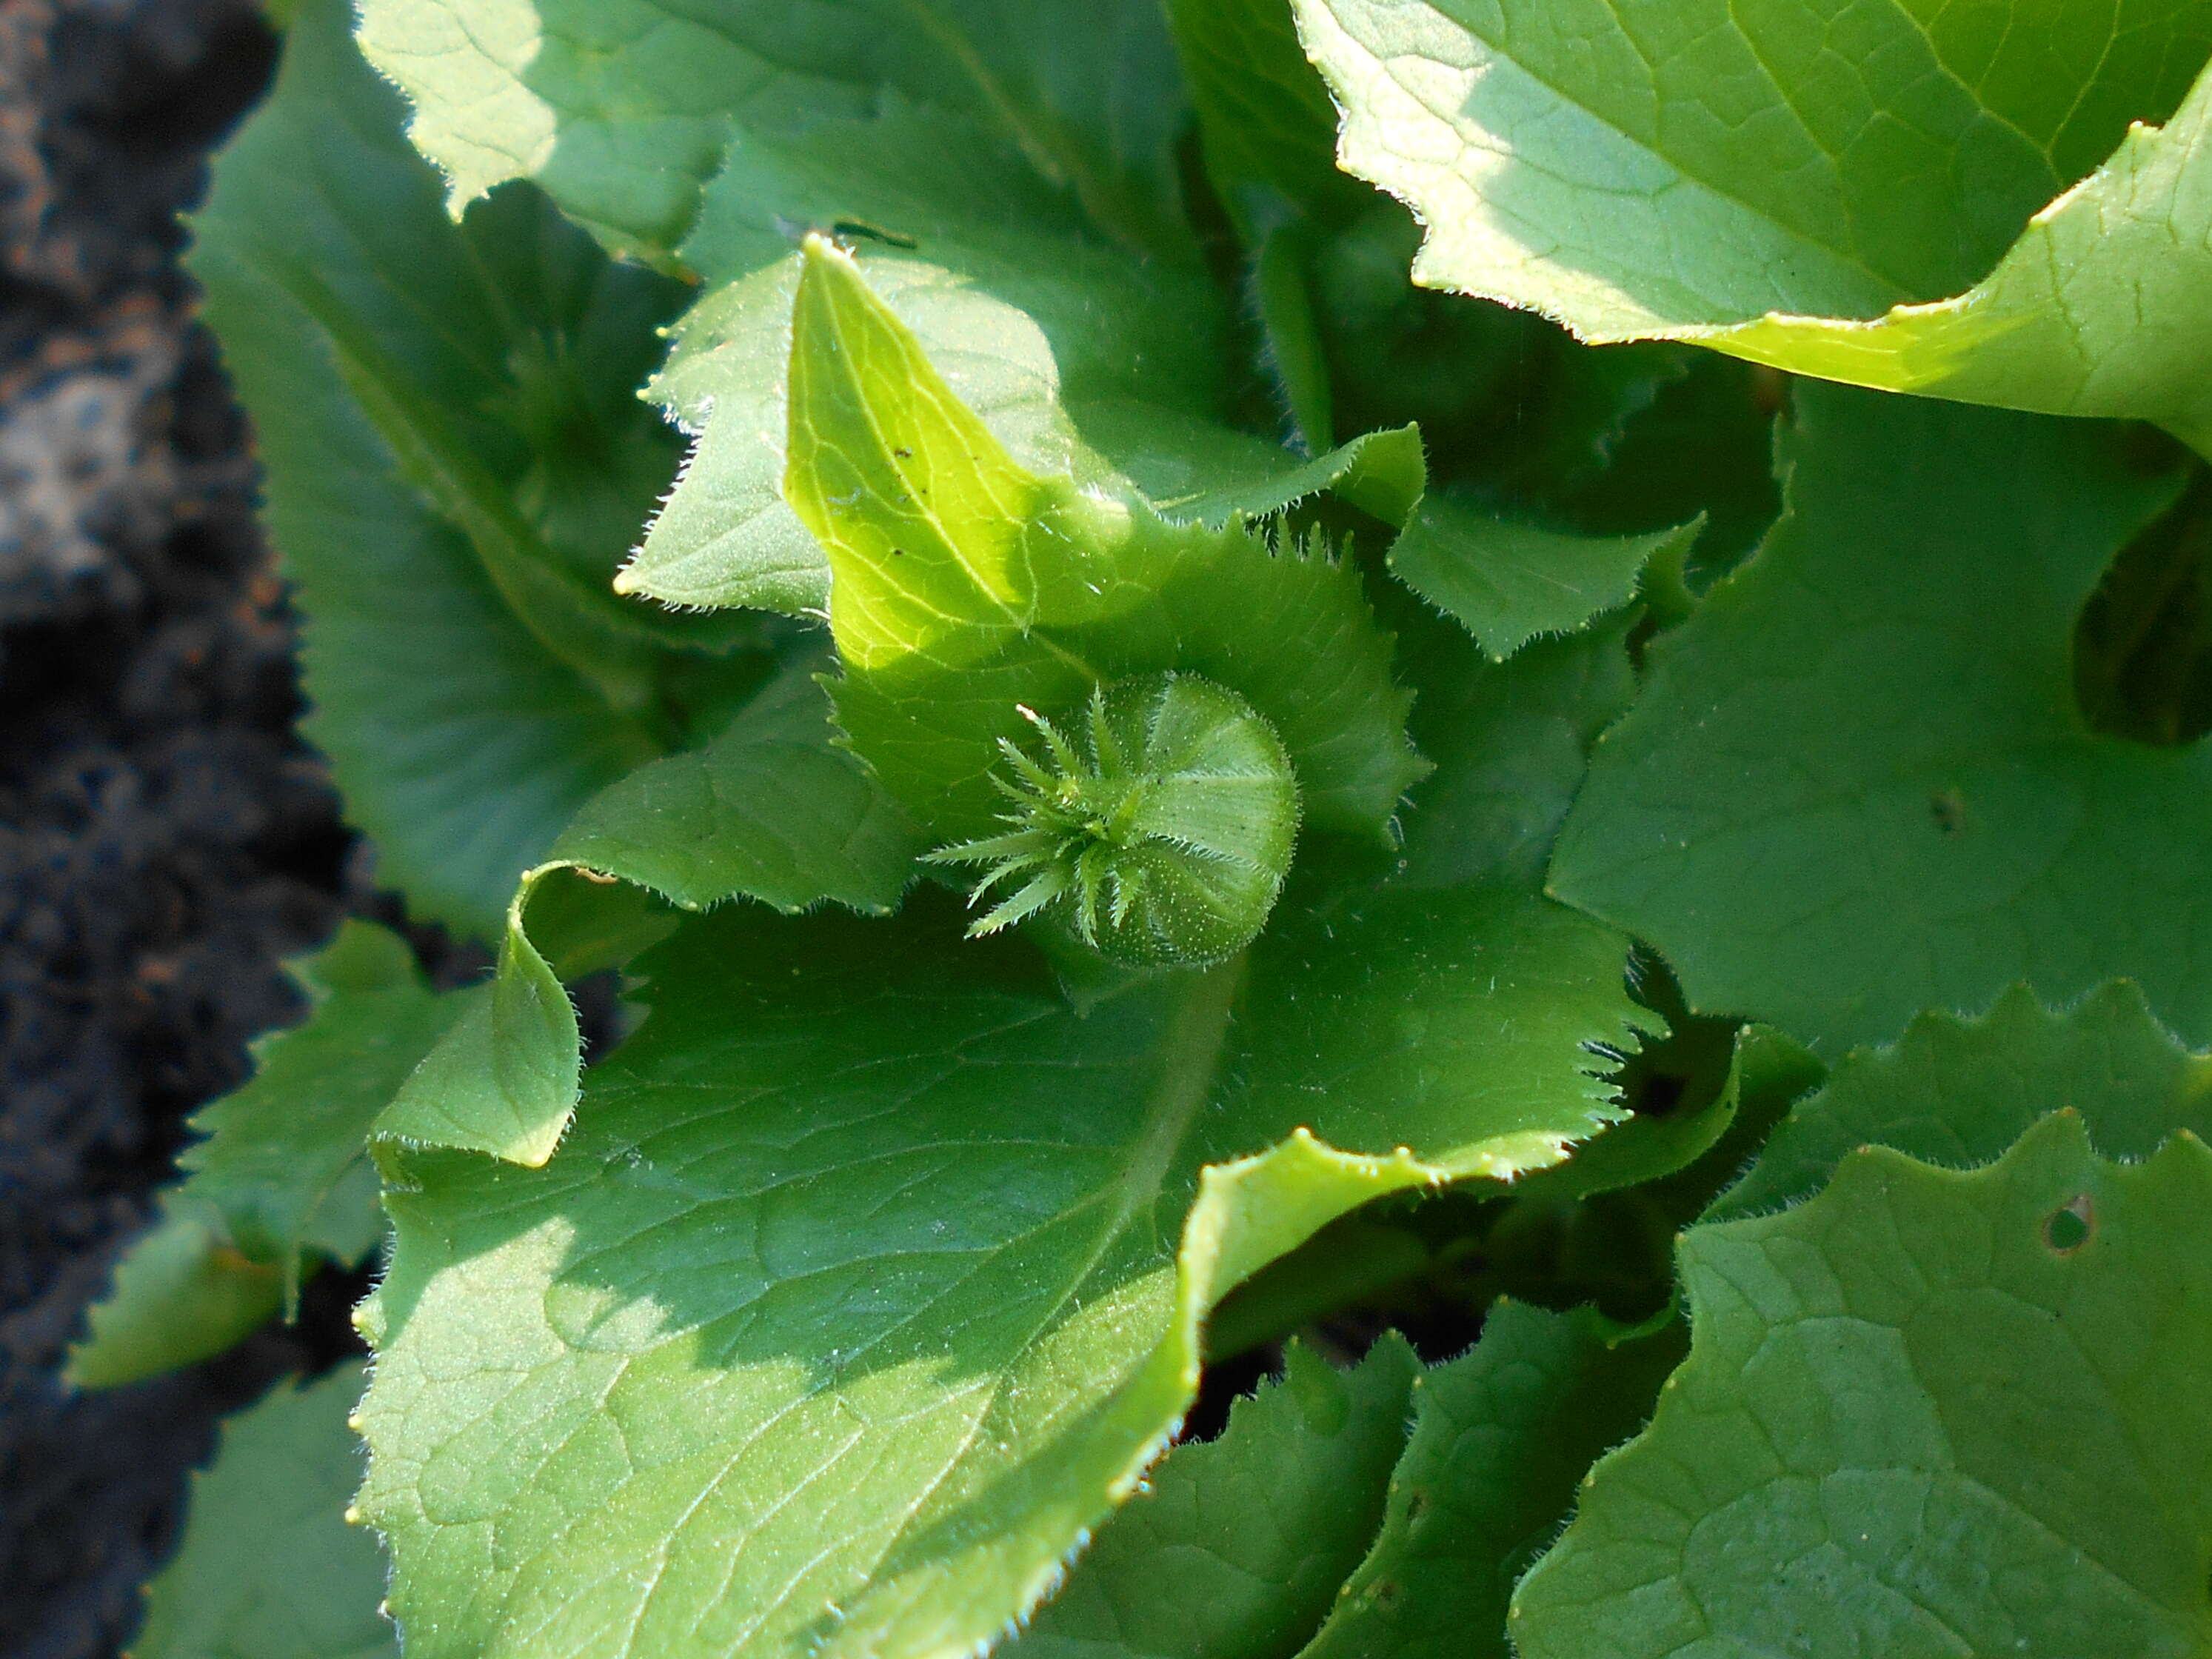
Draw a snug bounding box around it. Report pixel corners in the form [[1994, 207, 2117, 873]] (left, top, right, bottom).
[[1551, 351, 1781, 582], [619, 102, 1410, 618], [1083, 415, 1426, 532], [1501, 1012, 1740, 1209], [1295, 0, 2212, 450], [68, 922, 470, 1386], [355, 0, 1192, 265], [353, 0, 855, 264], [190, 0, 698, 935], [1626, 1021, 1826, 1222], [358, 882, 1642, 1659], [552, 650, 925, 915], [1252, 226, 1337, 453], [132, 1363, 396, 1659], [1388, 499, 1701, 661], [384, 655, 927, 1170], [616, 91, 1215, 615], [1163, 0, 1371, 236], [66, 1200, 281, 1392], [1009, 1338, 1418, 1659], [1511, 1111, 2212, 1659], [1296, 1303, 1685, 1659], [785, 238, 1425, 845], [1393, 612, 1637, 894], [1203, 1219, 1435, 1362], [372, 887, 576, 1168], [619, 258, 823, 614], [1714, 981, 2212, 1221], [1551, 384, 2208, 1053], [178, 922, 466, 1309]]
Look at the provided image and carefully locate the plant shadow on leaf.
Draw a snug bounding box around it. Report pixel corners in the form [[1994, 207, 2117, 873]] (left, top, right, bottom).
[[189, 0, 797, 935], [1297, 0, 2212, 450], [358, 849, 1648, 1658], [365, 882, 1641, 1367]]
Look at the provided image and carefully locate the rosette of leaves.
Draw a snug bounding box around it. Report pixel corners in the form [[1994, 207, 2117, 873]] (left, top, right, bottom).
[[99, 1, 2212, 1658], [340, 223, 1672, 1659]]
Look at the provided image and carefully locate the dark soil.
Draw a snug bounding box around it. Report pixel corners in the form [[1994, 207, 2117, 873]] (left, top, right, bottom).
[[0, 5, 380, 1653]]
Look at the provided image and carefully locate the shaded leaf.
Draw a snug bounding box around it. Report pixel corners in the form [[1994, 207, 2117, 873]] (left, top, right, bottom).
[[1500, 1013, 1741, 1209], [371, 889, 574, 1168], [69, 922, 468, 1386], [1512, 1112, 2212, 1659], [1393, 612, 1637, 894], [67, 1201, 281, 1392], [1714, 980, 2212, 1220], [1203, 1220, 1434, 1363], [1552, 384, 2207, 1052], [1296, 0, 2212, 450], [1164, 0, 1369, 237], [181, 922, 464, 1307], [1252, 226, 1339, 453], [1010, 1338, 1417, 1659], [190, 0, 698, 934], [1087, 416, 1424, 530], [1296, 1303, 1684, 1659], [552, 650, 924, 915], [1388, 500, 1700, 660], [132, 1364, 395, 1659]]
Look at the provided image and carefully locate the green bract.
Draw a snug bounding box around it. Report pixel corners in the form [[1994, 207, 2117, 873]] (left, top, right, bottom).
[[114, 0, 2212, 1655]]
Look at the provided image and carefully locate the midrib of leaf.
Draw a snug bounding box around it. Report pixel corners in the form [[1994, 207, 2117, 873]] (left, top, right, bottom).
[[895, 4, 1072, 195], [893, 0, 1172, 256], [1092, 958, 1245, 1286], [1354, 8, 1911, 306], [861, 960, 1244, 1582]]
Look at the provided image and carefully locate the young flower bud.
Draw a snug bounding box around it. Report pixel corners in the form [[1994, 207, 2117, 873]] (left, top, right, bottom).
[[926, 672, 1300, 967]]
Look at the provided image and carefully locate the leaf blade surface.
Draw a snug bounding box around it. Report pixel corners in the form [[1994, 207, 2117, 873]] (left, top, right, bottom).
[[1551, 384, 2209, 1052], [358, 884, 1641, 1659], [1296, 0, 2212, 446], [1512, 1114, 2212, 1658]]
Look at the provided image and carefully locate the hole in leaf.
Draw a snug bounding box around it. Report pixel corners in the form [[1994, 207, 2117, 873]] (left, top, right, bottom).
[[2074, 455, 2212, 747], [2043, 1194, 2095, 1255]]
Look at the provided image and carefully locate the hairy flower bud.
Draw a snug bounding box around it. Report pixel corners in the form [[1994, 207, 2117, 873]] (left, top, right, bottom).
[[926, 672, 1300, 966]]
